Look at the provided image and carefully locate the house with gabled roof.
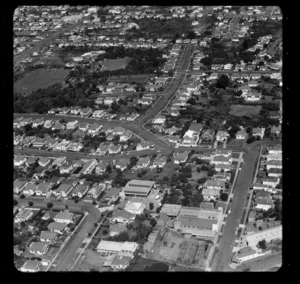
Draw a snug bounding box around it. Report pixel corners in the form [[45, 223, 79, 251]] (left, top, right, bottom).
[[29, 242, 49, 255], [173, 151, 189, 164], [252, 127, 265, 139], [115, 158, 130, 171], [111, 209, 136, 224], [136, 156, 151, 169], [47, 222, 68, 234], [152, 156, 167, 168], [70, 106, 81, 115], [108, 144, 122, 155], [35, 182, 52, 196], [54, 210, 75, 224], [40, 231, 58, 242], [71, 184, 89, 198]]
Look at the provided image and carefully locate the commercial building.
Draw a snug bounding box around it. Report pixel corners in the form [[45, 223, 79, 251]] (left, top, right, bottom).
[[96, 241, 139, 257], [123, 180, 155, 197]]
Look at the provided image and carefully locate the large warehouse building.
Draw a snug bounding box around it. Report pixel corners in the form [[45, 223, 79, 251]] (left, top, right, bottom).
[[123, 180, 155, 197]]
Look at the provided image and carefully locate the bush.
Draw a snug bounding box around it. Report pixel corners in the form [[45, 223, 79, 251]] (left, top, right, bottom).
[[220, 193, 228, 202]]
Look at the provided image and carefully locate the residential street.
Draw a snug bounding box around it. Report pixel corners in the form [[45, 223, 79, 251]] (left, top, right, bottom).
[[212, 142, 261, 271]]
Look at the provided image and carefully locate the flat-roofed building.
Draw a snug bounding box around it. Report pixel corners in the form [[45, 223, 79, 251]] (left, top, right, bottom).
[[160, 204, 182, 217], [123, 180, 155, 197], [242, 225, 282, 250], [96, 241, 139, 257]]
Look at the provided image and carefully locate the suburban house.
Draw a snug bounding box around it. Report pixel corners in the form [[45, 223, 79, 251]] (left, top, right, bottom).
[[115, 158, 130, 171], [202, 188, 220, 201], [96, 241, 139, 257], [79, 159, 98, 175], [136, 141, 152, 151], [181, 123, 203, 147], [54, 139, 71, 151], [97, 144, 109, 156], [110, 255, 132, 270], [38, 157, 51, 167], [53, 183, 73, 198], [215, 131, 230, 142], [108, 144, 122, 155], [92, 110, 104, 118], [119, 130, 132, 142], [70, 106, 81, 115], [51, 122, 65, 131], [14, 155, 27, 167], [78, 122, 89, 132], [123, 180, 155, 198], [205, 179, 226, 190], [20, 260, 41, 272], [88, 123, 102, 135], [60, 161, 76, 174], [124, 201, 146, 215], [233, 246, 265, 263], [59, 107, 70, 115], [268, 168, 282, 178], [104, 187, 121, 204], [44, 137, 59, 149], [255, 190, 274, 211], [29, 242, 49, 255], [152, 115, 166, 124], [268, 145, 282, 155], [152, 156, 167, 168], [173, 151, 189, 164], [53, 210, 75, 224], [111, 209, 136, 224], [71, 184, 89, 198], [22, 183, 38, 196], [35, 182, 52, 196], [270, 125, 281, 137], [252, 127, 265, 139], [136, 157, 151, 169], [15, 208, 33, 223], [85, 183, 106, 200], [66, 120, 79, 130], [266, 160, 282, 171], [236, 129, 247, 140], [40, 231, 58, 242], [95, 161, 110, 174], [104, 97, 116, 105], [47, 222, 68, 234], [32, 118, 44, 128], [14, 179, 28, 194], [80, 107, 93, 117], [67, 142, 83, 152], [243, 91, 262, 102], [262, 177, 280, 188]]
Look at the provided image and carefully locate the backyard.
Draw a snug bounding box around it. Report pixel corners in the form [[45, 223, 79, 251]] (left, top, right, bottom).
[[229, 104, 262, 117]]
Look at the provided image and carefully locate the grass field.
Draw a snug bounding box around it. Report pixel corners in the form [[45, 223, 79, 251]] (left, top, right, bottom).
[[109, 74, 152, 84], [229, 105, 262, 117], [102, 57, 132, 71], [14, 68, 70, 95]]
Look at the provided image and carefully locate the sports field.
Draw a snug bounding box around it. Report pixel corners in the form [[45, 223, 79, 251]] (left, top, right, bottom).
[[229, 105, 262, 117], [14, 68, 70, 95]]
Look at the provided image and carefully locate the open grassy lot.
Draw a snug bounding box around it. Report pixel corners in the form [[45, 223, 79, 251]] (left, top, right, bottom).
[[14, 68, 70, 95], [109, 74, 152, 84], [102, 57, 132, 71], [229, 104, 262, 117]]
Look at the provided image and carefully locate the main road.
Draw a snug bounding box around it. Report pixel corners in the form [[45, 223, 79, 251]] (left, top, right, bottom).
[[211, 141, 262, 271]]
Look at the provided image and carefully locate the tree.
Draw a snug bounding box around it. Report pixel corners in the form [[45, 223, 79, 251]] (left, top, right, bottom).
[[186, 30, 196, 39], [47, 202, 53, 209], [196, 167, 201, 173], [150, 218, 157, 227], [149, 202, 154, 210], [102, 229, 108, 235], [28, 201, 34, 207], [207, 169, 216, 177], [220, 193, 228, 202], [257, 239, 267, 249], [216, 75, 230, 89], [246, 136, 256, 144], [200, 57, 212, 67]]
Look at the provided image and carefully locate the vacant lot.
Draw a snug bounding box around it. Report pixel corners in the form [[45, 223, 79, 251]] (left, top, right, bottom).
[[102, 57, 132, 71], [14, 68, 70, 95], [229, 105, 262, 117], [109, 74, 152, 84]]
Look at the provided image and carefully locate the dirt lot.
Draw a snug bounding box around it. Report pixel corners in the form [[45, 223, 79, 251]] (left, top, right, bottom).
[[229, 105, 262, 117], [147, 227, 209, 270]]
